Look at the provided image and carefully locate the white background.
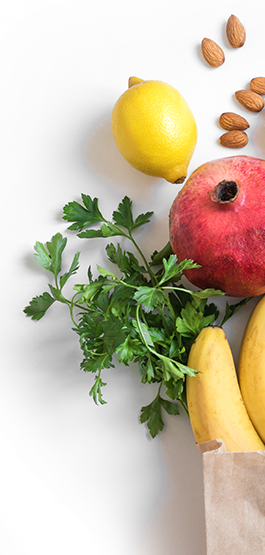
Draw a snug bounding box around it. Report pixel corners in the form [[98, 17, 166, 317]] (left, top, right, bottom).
[[1, 0, 265, 553]]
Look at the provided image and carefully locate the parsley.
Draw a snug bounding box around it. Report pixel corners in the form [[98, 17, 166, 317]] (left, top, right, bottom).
[[24, 195, 249, 438]]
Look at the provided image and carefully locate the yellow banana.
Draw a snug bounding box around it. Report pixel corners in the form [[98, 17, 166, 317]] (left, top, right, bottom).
[[186, 326, 265, 452], [238, 295, 265, 443]]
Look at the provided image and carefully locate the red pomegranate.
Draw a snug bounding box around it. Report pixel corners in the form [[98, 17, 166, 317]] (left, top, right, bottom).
[[169, 155, 265, 297]]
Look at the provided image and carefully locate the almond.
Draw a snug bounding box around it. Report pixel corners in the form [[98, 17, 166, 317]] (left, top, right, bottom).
[[201, 38, 225, 67], [226, 15, 246, 48], [219, 112, 249, 131], [219, 130, 248, 148], [235, 90, 264, 112], [250, 77, 265, 95]]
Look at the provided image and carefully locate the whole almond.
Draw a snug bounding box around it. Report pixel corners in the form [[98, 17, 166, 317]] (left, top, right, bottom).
[[235, 90, 264, 112], [226, 15, 246, 48], [250, 77, 265, 95], [219, 112, 249, 131], [201, 38, 225, 67], [219, 130, 248, 148]]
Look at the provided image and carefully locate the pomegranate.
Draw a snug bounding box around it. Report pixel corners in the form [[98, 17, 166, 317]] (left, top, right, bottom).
[[169, 155, 265, 297]]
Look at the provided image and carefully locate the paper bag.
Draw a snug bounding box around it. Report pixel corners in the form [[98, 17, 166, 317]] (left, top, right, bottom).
[[198, 439, 265, 555]]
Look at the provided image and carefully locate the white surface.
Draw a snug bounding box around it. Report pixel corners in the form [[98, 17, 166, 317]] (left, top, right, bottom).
[[0, 433, 99, 555], [1, 1, 265, 553]]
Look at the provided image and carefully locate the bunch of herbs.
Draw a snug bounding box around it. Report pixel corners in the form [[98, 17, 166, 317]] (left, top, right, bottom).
[[24, 195, 249, 437]]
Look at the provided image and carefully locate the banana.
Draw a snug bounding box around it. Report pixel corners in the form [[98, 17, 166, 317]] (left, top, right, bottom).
[[238, 295, 265, 443], [186, 326, 265, 452]]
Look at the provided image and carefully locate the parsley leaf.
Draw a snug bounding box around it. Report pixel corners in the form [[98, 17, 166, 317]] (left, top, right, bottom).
[[63, 194, 104, 231], [158, 255, 200, 285], [77, 228, 104, 239], [78, 222, 124, 239], [133, 211, 154, 230], [101, 320, 126, 355], [164, 378, 184, 401], [176, 301, 217, 338], [115, 336, 145, 365], [24, 292, 55, 320], [140, 388, 180, 438], [140, 393, 165, 437], [106, 243, 146, 277], [112, 196, 153, 232], [160, 397, 180, 416], [220, 297, 252, 326], [89, 373, 107, 405], [34, 242, 52, 271], [112, 196, 134, 231], [133, 286, 165, 310], [34, 232, 67, 281], [150, 241, 173, 266], [60, 252, 80, 289], [74, 280, 105, 304], [96, 265, 119, 280]]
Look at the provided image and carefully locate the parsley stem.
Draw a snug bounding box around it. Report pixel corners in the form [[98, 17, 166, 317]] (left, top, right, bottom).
[[159, 305, 171, 339], [70, 292, 93, 313], [140, 305, 149, 327], [179, 399, 189, 416], [73, 302, 91, 312], [108, 278, 137, 290], [162, 286, 194, 294], [100, 218, 155, 281], [69, 298, 79, 328], [128, 232, 157, 285], [51, 289, 91, 327], [157, 383, 162, 396], [162, 293, 176, 324]]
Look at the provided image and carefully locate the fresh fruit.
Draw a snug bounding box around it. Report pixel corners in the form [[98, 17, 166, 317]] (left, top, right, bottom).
[[238, 295, 265, 443], [219, 130, 248, 148], [250, 77, 265, 95], [169, 155, 265, 297], [235, 89, 264, 112], [111, 78, 197, 184], [226, 15, 246, 48], [219, 112, 249, 131], [186, 326, 265, 452], [201, 38, 225, 67]]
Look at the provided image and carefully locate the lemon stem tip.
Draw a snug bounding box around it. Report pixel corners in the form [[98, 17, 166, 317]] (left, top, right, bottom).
[[174, 176, 186, 184], [128, 76, 144, 88]]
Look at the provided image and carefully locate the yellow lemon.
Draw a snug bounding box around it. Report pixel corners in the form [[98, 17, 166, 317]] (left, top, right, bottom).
[[111, 77, 197, 183]]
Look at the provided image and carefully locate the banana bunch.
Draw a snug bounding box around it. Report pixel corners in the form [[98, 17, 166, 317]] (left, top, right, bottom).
[[186, 318, 265, 452]]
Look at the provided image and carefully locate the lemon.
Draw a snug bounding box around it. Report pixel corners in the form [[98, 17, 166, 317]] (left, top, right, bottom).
[[111, 77, 197, 183]]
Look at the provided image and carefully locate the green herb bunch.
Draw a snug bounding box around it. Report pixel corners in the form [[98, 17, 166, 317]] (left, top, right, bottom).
[[24, 195, 249, 437]]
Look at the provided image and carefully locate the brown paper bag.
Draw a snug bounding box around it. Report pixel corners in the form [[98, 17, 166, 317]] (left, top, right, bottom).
[[198, 439, 265, 554]]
